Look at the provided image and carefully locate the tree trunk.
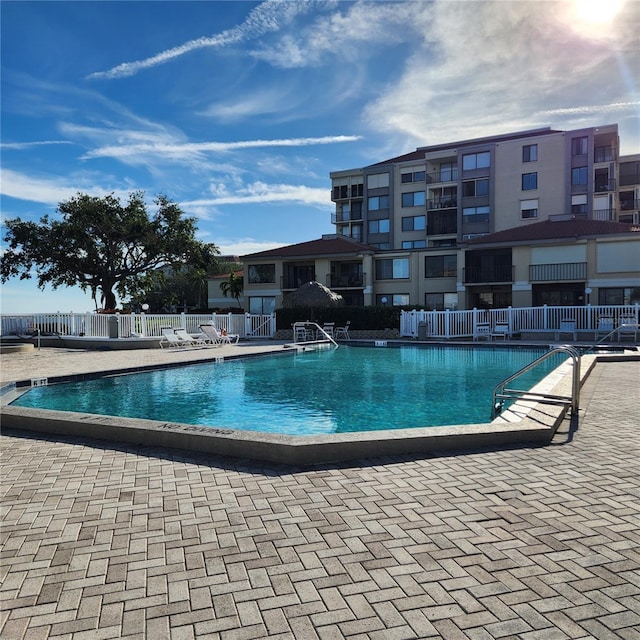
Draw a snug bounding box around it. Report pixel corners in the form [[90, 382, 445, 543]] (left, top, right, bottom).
[[102, 288, 117, 310]]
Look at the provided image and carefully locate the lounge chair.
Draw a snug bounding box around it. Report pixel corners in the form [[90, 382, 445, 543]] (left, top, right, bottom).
[[618, 315, 639, 342], [160, 327, 189, 348], [200, 323, 239, 345], [334, 321, 351, 340], [174, 328, 206, 346]]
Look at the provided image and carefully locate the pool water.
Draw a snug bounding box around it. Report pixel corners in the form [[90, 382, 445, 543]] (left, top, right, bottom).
[[12, 345, 560, 435]]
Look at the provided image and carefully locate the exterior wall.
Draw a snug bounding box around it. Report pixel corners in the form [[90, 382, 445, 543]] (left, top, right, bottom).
[[493, 133, 566, 231]]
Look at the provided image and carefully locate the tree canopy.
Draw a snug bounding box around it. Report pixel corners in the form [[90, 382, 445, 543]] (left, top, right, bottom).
[[1, 192, 218, 310]]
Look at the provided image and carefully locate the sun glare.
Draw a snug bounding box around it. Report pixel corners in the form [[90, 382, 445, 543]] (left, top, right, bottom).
[[573, 0, 625, 28]]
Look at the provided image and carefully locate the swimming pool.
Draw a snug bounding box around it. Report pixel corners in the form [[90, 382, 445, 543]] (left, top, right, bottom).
[[11, 345, 560, 435]]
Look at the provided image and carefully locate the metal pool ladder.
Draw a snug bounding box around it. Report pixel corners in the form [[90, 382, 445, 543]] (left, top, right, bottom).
[[491, 345, 581, 420]]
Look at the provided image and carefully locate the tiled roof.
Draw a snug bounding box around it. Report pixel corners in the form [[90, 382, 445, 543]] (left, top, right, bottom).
[[467, 219, 638, 246], [241, 236, 376, 260]]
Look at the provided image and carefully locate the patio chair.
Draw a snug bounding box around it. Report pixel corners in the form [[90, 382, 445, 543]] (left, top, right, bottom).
[[595, 317, 614, 341], [473, 322, 491, 341], [334, 321, 351, 340], [201, 324, 239, 345], [199, 324, 224, 347], [491, 322, 511, 340], [556, 319, 577, 341], [617, 315, 639, 342], [160, 327, 188, 348], [316, 323, 335, 340]]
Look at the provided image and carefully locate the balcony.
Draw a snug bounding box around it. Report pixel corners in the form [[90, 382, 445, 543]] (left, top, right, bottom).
[[427, 197, 457, 210], [594, 179, 616, 193], [427, 211, 457, 235], [592, 209, 616, 221], [426, 169, 458, 184], [463, 265, 514, 284], [328, 273, 366, 289], [332, 211, 363, 223], [529, 262, 587, 282], [594, 147, 616, 163], [620, 199, 639, 212]]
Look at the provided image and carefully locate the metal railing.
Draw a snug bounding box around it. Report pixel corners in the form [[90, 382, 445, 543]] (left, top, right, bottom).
[[529, 262, 587, 282], [491, 345, 581, 419], [291, 322, 338, 347]]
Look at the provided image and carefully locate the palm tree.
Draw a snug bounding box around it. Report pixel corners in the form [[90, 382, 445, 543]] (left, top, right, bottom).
[[219, 271, 244, 308]]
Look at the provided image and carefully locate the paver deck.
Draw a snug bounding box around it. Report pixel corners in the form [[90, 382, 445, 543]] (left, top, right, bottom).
[[1, 346, 639, 639]]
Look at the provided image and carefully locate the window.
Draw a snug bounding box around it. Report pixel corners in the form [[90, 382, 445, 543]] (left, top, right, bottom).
[[370, 242, 391, 250], [523, 144, 538, 162], [367, 172, 390, 189], [520, 199, 538, 219], [572, 136, 588, 156], [425, 255, 457, 278], [368, 219, 389, 234], [248, 264, 275, 284], [462, 206, 490, 224], [332, 184, 349, 199], [572, 166, 588, 185], [402, 240, 426, 249], [439, 162, 458, 182], [571, 194, 587, 215], [522, 172, 538, 191], [401, 191, 426, 207], [377, 294, 409, 306], [375, 258, 409, 280], [401, 171, 426, 183], [350, 183, 363, 197], [598, 287, 640, 305], [401, 215, 426, 231], [462, 178, 489, 197], [249, 296, 275, 314], [368, 195, 389, 211], [425, 292, 458, 310], [462, 151, 490, 170]]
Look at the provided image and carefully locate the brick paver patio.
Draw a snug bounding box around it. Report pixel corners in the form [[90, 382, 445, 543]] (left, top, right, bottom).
[[1, 349, 639, 639]]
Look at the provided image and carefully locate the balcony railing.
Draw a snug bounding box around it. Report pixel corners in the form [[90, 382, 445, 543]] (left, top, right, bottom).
[[592, 209, 616, 221], [463, 265, 514, 284], [332, 212, 363, 223], [427, 213, 457, 235], [426, 169, 458, 184], [529, 262, 587, 282], [594, 179, 616, 192], [328, 273, 366, 289], [282, 275, 315, 290], [620, 199, 639, 211], [594, 147, 616, 163], [427, 198, 457, 210]]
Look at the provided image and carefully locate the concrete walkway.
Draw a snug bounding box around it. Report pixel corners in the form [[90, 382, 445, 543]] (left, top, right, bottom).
[[1, 347, 639, 639]]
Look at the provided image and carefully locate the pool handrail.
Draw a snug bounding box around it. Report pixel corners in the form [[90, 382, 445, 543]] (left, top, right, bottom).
[[492, 345, 581, 420], [292, 321, 339, 347]]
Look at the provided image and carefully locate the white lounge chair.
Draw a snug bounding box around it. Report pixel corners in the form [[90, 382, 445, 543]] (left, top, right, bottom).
[[174, 328, 206, 346], [200, 324, 239, 345], [160, 327, 189, 348], [595, 317, 614, 341], [556, 319, 577, 341], [618, 315, 639, 342]]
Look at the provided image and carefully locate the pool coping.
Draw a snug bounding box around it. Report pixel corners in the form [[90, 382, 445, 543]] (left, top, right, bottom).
[[2, 346, 637, 466]]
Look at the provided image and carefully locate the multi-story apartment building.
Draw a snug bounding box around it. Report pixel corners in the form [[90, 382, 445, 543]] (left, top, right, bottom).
[[241, 124, 640, 312]]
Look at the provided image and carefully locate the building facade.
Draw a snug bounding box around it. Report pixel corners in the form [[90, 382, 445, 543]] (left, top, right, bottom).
[[242, 124, 640, 311]]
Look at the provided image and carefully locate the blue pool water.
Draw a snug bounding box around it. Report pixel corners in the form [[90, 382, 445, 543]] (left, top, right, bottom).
[[12, 346, 561, 435]]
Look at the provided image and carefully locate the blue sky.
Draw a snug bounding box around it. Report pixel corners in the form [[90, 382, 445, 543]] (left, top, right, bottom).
[[1, 0, 639, 313]]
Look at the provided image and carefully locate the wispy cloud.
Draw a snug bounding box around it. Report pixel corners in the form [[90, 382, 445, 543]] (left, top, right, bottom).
[[182, 182, 331, 209], [215, 238, 289, 256], [82, 135, 362, 161], [87, 0, 319, 80], [535, 101, 640, 117], [0, 140, 73, 150]]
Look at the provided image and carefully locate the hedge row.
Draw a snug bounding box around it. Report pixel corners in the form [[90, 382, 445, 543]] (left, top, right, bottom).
[[275, 306, 413, 331]]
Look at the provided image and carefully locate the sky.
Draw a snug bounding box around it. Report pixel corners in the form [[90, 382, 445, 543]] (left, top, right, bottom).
[[1, 0, 639, 313]]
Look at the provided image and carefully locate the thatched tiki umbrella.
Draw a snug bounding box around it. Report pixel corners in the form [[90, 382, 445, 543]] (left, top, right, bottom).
[[282, 281, 344, 313]]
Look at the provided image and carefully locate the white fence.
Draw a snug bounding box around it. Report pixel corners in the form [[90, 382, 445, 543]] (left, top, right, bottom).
[[1, 312, 276, 340], [400, 304, 640, 339]]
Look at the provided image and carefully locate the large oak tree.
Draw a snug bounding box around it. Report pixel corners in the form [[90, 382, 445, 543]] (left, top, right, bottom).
[[1, 191, 218, 310]]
